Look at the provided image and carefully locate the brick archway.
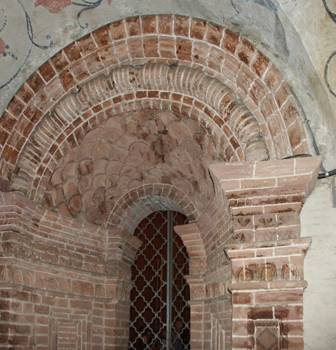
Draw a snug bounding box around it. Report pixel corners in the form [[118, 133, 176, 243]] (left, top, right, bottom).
[[104, 183, 206, 278], [102, 183, 209, 349], [0, 14, 320, 350], [0, 156, 321, 349], [16, 93, 251, 202], [105, 183, 199, 232], [12, 62, 272, 200], [1, 15, 308, 192]]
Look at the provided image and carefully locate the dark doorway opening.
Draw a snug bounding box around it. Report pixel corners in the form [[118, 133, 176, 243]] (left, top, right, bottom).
[[129, 211, 190, 349]]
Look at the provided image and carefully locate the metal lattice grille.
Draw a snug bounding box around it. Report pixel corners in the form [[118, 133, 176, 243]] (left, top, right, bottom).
[[129, 211, 190, 350]]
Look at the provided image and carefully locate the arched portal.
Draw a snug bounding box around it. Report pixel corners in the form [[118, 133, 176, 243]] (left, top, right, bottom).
[[129, 210, 190, 349], [0, 13, 321, 350]]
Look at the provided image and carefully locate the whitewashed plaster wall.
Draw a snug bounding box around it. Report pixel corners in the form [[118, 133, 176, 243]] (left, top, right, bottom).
[[302, 179, 336, 350], [278, 0, 336, 169]]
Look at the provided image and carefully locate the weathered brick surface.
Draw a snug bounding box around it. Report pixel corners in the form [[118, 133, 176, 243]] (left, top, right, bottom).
[[0, 159, 320, 350], [0, 188, 233, 349], [209, 157, 320, 350], [210, 157, 321, 244], [11, 64, 268, 201], [1, 15, 308, 191], [227, 262, 308, 350], [175, 189, 233, 349], [0, 15, 319, 350], [0, 192, 138, 349], [34, 109, 229, 227]]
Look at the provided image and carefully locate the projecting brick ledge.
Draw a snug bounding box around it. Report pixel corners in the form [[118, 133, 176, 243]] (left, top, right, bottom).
[[225, 237, 312, 251], [210, 157, 321, 197], [228, 280, 308, 292]]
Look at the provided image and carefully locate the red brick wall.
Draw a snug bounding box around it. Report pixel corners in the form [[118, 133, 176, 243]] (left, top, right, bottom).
[[210, 157, 321, 350], [197, 189, 233, 349], [1, 15, 308, 198], [176, 186, 233, 349], [0, 157, 321, 349], [0, 14, 320, 350], [0, 192, 136, 349], [0, 189, 232, 349]]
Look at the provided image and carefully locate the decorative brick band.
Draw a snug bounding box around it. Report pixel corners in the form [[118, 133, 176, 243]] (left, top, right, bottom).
[[1, 15, 308, 187], [12, 62, 270, 199], [12, 94, 243, 200], [226, 238, 311, 350]]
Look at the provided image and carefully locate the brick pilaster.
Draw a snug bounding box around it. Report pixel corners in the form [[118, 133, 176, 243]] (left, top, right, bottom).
[[105, 229, 141, 349], [226, 238, 310, 349], [210, 157, 321, 350], [175, 223, 207, 350]]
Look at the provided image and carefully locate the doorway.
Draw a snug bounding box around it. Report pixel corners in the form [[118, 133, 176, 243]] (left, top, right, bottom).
[[128, 211, 190, 349]]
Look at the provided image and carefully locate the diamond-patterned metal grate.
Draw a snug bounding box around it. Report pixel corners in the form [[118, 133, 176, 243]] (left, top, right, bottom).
[[129, 211, 190, 349]]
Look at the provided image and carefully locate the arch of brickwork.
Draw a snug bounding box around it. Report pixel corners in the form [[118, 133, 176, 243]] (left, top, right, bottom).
[[0, 15, 315, 350], [0, 15, 308, 191], [13, 62, 273, 201], [103, 182, 210, 349], [13, 94, 250, 201], [106, 183, 199, 232]]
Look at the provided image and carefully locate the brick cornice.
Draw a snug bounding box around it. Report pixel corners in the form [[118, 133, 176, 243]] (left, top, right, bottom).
[[225, 237, 312, 259], [210, 156, 321, 199], [228, 280, 308, 292], [210, 157, 321, 243]]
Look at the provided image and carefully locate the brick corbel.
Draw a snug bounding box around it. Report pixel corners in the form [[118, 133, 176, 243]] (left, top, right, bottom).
[[174, 223, 208, 302]]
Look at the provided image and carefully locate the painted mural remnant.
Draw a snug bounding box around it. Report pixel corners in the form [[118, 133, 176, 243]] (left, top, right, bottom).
[[34, 0, 72, 13], [0, 0, 110, 89]]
